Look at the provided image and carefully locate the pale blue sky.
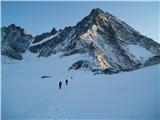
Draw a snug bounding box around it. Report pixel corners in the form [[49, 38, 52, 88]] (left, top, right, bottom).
[[1, 1, 159, 42]]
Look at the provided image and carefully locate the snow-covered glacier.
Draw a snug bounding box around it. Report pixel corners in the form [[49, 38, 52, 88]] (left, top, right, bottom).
[[2, 52, 159, 119]]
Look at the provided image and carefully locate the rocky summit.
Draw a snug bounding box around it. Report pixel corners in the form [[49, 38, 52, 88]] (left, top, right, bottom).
[[1, 8, 160, 74], [1, 24, 33, 60]]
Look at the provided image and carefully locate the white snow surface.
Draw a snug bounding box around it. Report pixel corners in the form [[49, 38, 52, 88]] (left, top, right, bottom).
[[128, 45, 153, 60], [2, 52, 159, 119], [31, 32, 59, 46]]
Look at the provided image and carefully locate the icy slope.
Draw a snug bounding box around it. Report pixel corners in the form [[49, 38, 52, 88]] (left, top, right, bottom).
[[2, 52, 159, 119]]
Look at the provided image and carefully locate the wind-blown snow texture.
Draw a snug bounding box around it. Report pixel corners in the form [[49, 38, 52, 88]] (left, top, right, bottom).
[[2, 52, 159, 119]]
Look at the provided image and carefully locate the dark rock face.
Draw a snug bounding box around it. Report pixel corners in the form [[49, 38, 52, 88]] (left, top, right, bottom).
[[50, 28, 57, 35], [1, 24, 33, 60], [69, 60, 90, 70], [144, 55, 160, 66], [33, 27, 57, 43], [33, 32, 50, 43], [2, 8, 160, 74], [29, 26, 74, 57]]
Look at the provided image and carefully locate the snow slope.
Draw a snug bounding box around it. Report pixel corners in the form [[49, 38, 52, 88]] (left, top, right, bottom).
[[128, 45, 153, 60], [2, 52, 160, 119]]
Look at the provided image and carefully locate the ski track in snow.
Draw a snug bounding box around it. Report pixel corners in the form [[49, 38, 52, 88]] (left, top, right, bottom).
[[2, 52, 160, 119]]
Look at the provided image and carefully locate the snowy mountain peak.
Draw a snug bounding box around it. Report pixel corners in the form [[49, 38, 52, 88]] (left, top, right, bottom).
[[76, 8, 108, 30], [2, 8, 160, 74], [7, 24, 30, 35], [1, 24, 33, 60], [90, 8, 105, 16]]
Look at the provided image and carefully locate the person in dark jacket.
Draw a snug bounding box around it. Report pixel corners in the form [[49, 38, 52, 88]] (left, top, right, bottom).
[[65, 79, 68, 86], [59, 81, 62, 89]]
